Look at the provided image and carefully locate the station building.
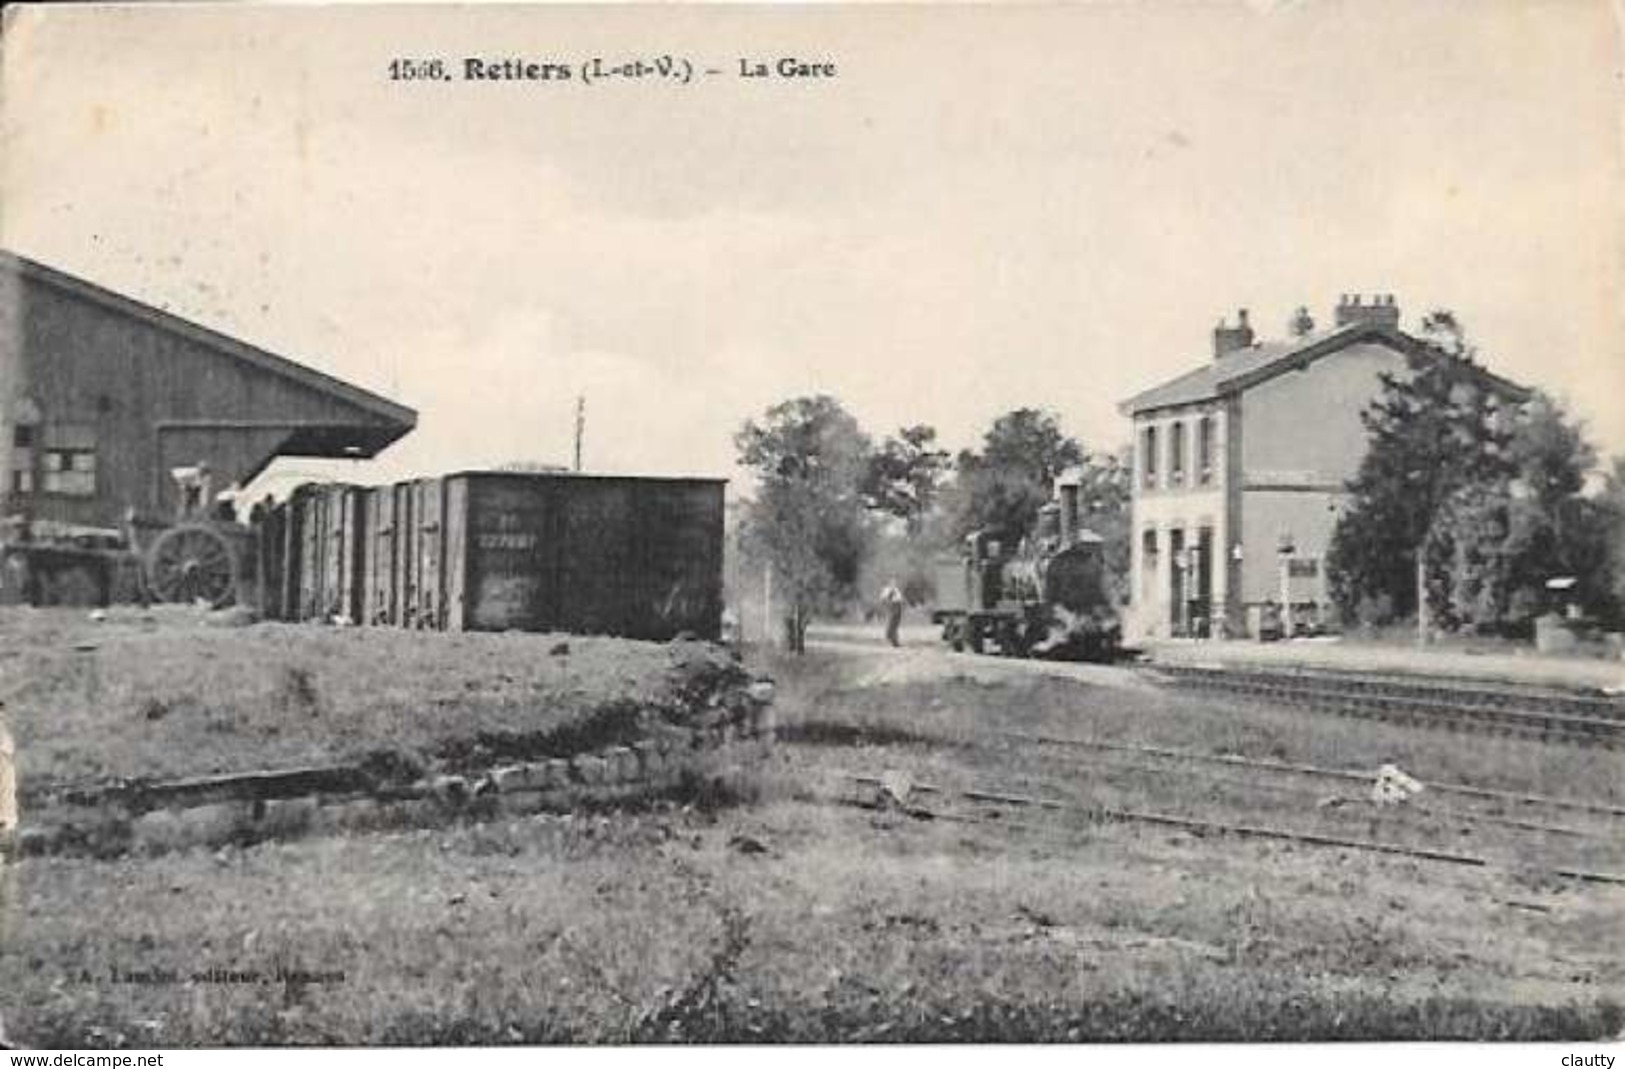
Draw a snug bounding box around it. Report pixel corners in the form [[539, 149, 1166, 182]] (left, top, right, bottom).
[[1118, 294, 1528, 641]]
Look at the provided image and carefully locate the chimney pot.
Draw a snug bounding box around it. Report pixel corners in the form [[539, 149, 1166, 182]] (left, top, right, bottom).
[[1212, 306, 1256, 359], [1333, 291, 1400, 329]]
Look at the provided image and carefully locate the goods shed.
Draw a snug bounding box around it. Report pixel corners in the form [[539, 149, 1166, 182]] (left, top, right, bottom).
[[0, 251, 416, 606]]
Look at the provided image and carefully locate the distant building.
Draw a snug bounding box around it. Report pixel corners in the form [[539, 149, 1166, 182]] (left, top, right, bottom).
[[1118, 294, 1528, 641]]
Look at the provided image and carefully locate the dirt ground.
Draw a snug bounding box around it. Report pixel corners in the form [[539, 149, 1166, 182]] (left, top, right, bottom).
[[0, 613, 1621, 1045]]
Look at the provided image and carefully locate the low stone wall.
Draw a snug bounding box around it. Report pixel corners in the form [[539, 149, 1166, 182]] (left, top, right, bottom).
[[8, 697, 776, 861]]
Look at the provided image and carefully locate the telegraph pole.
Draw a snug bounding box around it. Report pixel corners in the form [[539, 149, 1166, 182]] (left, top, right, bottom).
[[573, 396, 585, 472]]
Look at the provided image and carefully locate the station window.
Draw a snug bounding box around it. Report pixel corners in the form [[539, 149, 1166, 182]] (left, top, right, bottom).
[[41, 423, 96, 496], [1169, 421, 1186, 485], [1141, 425, 1158, 489], [1197, 416, 1214, 485]]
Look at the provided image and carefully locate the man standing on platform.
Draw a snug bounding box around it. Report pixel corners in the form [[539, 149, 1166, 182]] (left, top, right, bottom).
[[879, 579, 906, 648]]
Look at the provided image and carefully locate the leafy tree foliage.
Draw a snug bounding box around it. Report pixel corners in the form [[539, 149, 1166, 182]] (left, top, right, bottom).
[[1425, 481, 1520, 631], [947, 408, 1087, 542], [1329, 310, 1615, 633], [863, 424, 951, 531], [1422, 394, 1611, 632], [735, 395, 874, 652], [1072, 446, 1135, 603], [1327, 312, 1517, 626], [1503, 395, 1610, 616], [1600, 457, 1625, 622]]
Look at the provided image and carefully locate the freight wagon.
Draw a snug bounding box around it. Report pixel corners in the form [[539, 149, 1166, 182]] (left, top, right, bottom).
[[265, 471, 726, 641]]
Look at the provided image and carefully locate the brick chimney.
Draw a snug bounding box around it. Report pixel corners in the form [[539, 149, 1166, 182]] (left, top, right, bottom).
[[1212, 308, 1255, 360], [1334, 293, 1400, 330]]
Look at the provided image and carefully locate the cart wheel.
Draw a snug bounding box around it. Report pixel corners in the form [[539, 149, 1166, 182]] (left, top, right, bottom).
[[966, 620, 986, 655], [146, 524, 237, 607]]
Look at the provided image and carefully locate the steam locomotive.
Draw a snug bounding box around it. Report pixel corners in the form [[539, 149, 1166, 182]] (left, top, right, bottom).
[[934, 481, 1120, 661]]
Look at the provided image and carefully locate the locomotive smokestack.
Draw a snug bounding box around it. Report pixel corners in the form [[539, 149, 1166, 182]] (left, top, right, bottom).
[[1057, 480, 1080, 545]]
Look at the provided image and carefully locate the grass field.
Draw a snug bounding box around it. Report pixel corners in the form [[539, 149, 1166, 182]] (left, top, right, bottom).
[[0, 606, 741, 799], [1, 614, 1621, 1045]]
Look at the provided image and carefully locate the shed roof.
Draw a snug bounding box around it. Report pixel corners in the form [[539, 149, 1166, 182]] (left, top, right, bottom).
[[1, 250, 417, 442], [1118, 321, 1530, 416]]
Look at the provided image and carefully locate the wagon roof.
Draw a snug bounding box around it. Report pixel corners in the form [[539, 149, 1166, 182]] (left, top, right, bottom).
[[440, 469, 728, 485]]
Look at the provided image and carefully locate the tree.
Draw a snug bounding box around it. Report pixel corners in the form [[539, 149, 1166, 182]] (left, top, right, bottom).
[[1425, 480, 1519, 632], [1419, 392, 1613, 633], [980, 407, 1087, 484], [1327, 311, 1517, 627], [947, 408, 1086, 542], [735, 395, 874, 653], [1503, 393, 1610, 619], [1072, 446, 1135, 603], [1599, 456, 1625, 624], [863, 424, 950, 531]]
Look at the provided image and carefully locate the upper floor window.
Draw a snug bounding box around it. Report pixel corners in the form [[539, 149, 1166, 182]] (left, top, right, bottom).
[[41, 423, 96, 496], [1141, 425, 1158, 489], [1169, 422, 1187, 485], [1197, 416, 1214, 485]]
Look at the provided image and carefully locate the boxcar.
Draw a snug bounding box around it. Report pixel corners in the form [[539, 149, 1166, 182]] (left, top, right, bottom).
[[391, 481, 416, 628], [436, 472, 725, 640], [362, 485, 397, 626], [271, 471, 726, 640], [407, 478, 445, 629], [285, 482, 366, 623]]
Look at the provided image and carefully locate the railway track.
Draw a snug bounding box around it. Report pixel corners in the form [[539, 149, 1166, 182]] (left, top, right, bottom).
[[1147, 663, 1625, 748], [837, 769, 1625, 887], [997, 733, 1612, 840], [1000, 729, 1625, 822]]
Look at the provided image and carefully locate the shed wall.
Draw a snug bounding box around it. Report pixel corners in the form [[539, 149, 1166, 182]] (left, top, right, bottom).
[[2, 264, 409, 531]]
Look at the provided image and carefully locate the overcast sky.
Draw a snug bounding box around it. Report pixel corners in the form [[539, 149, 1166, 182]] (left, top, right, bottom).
[[3, 1, 1620, 491]]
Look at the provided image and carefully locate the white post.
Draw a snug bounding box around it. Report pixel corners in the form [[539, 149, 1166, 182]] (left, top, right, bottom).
[[1415, 545, 1428, 646], [1177, 551, 1191, 637], [1279, 556, 1293, 640], [763, 562, 774, 647]]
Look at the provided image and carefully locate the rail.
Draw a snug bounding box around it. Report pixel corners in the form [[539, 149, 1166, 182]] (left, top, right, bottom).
[[1145, 663, 1625, 748], [838, 770, 1625, 887]]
